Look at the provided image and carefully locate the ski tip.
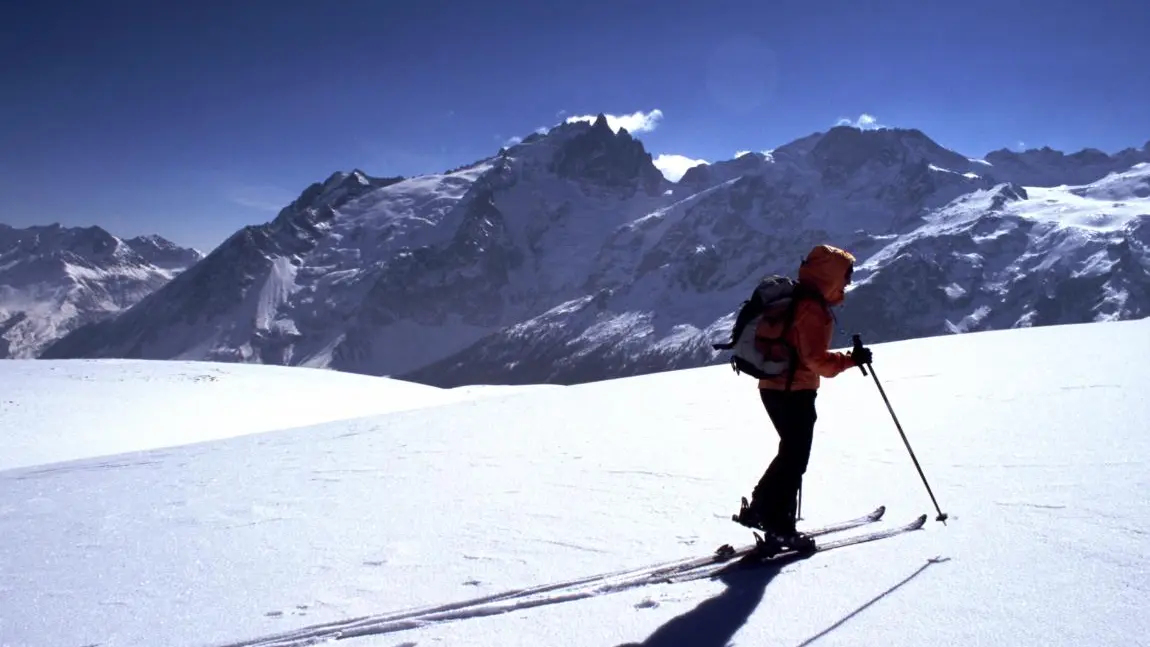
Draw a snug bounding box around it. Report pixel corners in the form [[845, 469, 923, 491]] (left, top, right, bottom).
[[872, 505, 887, 519]]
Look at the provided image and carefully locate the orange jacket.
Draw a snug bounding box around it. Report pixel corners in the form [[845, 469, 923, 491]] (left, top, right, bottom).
[[758, 245, 858, 391]]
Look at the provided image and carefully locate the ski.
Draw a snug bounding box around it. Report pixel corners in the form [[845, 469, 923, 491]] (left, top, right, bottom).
[[671, 513, 928, 584]]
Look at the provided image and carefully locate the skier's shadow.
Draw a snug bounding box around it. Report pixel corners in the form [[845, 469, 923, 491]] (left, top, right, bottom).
[[614, 552, 810, 647]]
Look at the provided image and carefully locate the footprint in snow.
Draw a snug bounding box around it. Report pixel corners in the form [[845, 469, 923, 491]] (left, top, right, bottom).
[[265, 605, 310, 618], [634, 598, 659, 609]]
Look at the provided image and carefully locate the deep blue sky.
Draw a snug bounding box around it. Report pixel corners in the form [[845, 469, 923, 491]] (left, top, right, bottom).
[[3, 0, 1148, 252]]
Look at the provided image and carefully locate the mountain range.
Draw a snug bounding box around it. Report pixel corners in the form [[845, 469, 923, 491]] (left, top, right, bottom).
[[23, 116, 1150, 385], [0, 224, 203, 358]]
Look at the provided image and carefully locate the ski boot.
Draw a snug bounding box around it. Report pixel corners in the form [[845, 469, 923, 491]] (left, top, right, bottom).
[[756, 527, 816, 555]]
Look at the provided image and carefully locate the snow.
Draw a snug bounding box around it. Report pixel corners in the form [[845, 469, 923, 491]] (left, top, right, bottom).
[[0, 359, 496, 471], [921, 165, 1150, 235], [929, 163, 983, 181], [1019, 185, 1148, 231], [255, 256, 298, 330], [3, 319, 1148, 646]]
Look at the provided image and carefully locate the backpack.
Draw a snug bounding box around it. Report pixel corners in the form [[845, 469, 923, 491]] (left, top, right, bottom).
[[712, 275, 808, 387]]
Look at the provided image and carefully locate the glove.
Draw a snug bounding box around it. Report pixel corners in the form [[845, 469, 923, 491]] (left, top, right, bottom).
[[851, 345, 873, 366]]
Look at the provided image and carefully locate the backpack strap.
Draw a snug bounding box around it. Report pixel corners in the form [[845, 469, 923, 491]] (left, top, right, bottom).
[[779, 282, 825, 392], [780, 294, 801, 392]]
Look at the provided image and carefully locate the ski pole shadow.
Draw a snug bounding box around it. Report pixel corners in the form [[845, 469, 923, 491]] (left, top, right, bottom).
[[613, 551, 811, 647], [793, 556, 951, 647]]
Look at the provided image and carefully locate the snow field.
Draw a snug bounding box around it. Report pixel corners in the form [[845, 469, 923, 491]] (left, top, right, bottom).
[[1, 318, 1148, 646], [0, 359, 511, 471]]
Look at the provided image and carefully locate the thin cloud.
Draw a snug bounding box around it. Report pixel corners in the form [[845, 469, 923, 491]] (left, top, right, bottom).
[[835, 113, 886, 130], [227, 184, 296, 212], [565, 109, 665, 134], [653, 154, 708, 182], [355, 138, 454, 177]]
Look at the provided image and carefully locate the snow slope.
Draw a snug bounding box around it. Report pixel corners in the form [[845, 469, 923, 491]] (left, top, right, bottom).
[[3, 318, 1147, 646], [0, 360, 527, 471]]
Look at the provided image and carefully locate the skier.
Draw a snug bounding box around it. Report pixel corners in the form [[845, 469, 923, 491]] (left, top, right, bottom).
[[735, 244, 873, 549]]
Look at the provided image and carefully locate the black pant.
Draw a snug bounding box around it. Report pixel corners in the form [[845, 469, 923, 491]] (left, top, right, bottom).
[[750, 389, 817, 532]]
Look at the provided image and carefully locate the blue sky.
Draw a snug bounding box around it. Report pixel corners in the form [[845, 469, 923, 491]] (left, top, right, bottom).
[[2, 0, 1148, 252]]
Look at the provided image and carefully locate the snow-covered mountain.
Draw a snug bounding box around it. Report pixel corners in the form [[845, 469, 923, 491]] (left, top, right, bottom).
[[42, 117, 671, 373], [41, 120, 1150, 386], [123, 233, 205, 271], [0, 223, 203, 358], [843, 165, 1150, 341]]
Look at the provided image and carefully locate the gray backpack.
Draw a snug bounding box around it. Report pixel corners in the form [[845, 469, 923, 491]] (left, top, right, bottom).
[[712, 275, 807, 387]]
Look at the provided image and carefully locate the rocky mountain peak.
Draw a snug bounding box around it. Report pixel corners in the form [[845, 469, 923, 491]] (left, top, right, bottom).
[[548, 113, 665, 195], [989, 183, 1029, 210], [676, 151, 770, 191], [810, 126, 976, 182], [124, 235, 204, 271], [287, 170, 405, 219]]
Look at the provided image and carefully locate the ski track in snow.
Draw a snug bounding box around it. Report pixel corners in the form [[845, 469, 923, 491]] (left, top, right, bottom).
[[217, 512, 925, 646]]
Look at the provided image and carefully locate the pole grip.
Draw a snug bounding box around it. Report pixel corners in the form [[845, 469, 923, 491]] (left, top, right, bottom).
[[851, 333, 868, 376]]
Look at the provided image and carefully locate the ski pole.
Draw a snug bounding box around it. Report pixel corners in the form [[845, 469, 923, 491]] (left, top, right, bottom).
[[852, 334, 949, 524]]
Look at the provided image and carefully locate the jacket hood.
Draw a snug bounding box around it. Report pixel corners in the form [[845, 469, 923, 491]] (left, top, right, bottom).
[[798, 244, 856, 305]]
